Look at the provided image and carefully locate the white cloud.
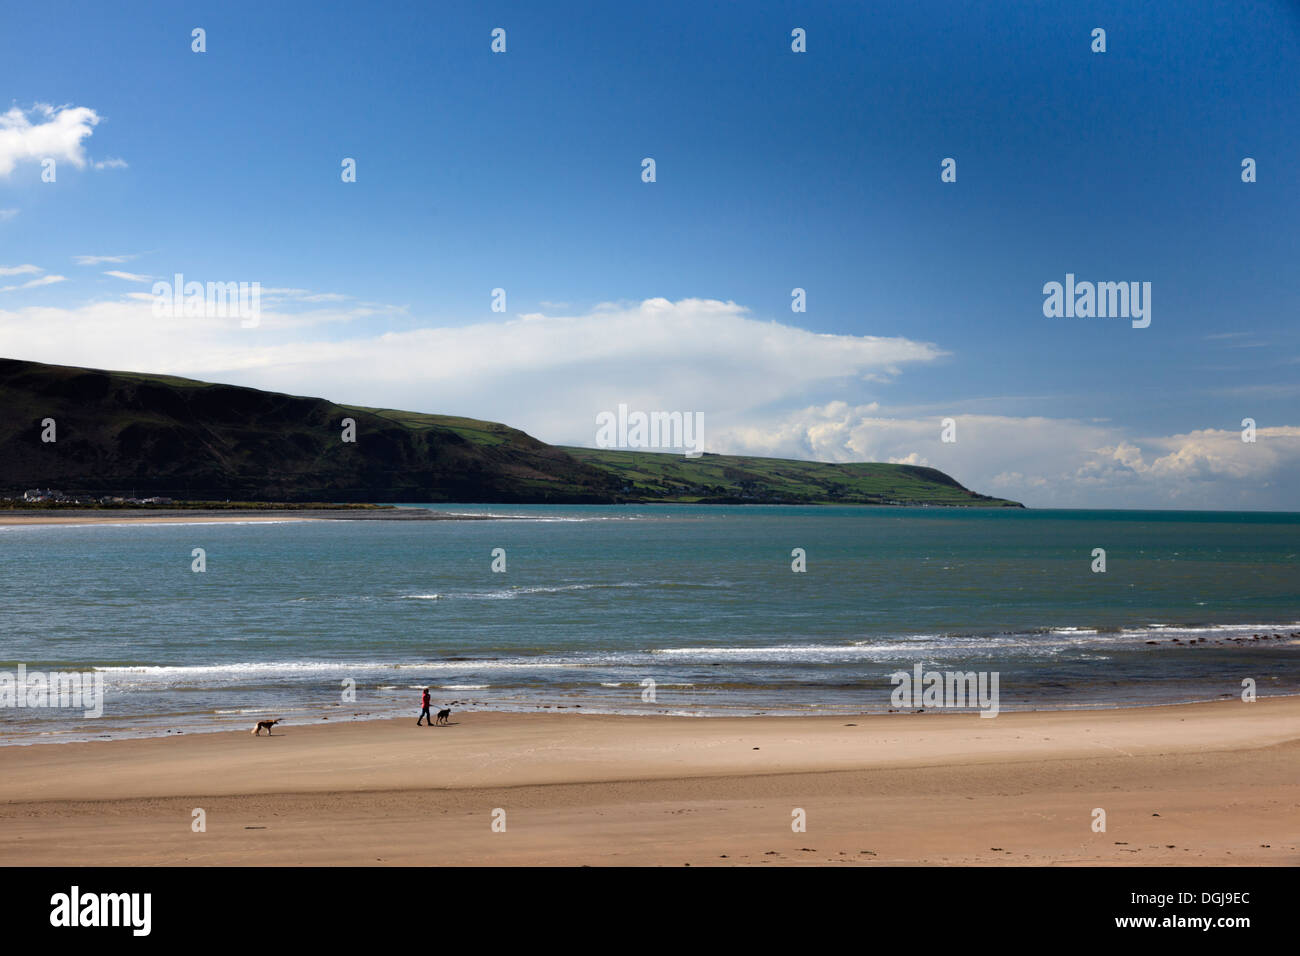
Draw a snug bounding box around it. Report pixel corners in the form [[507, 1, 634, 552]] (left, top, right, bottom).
[[74, 254, 138, 265], [888, 452, 929, 466], [708, 403, 1300, 509], [0, 264, 43, 276], [1080, 428, 1300, 484], [0, 274, 66, 292], [0, 104, 104, 177], [0, 293, 943, 423], [102, 270, 152, 283], [258, 288, 350, 305], [0, 209, 17, 222], [92, 157, 128, 170], [0, 291, 1292, 509]]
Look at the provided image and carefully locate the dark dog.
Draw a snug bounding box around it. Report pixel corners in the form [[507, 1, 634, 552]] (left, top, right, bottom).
[[435, 708, 451, 726], [252, 719, 280, 736]]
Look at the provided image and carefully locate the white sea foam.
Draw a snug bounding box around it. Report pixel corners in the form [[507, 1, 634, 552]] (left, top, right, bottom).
[[430, 511, 649, 522], [403, 580, 727, 602], [90, 659, 589, 683]]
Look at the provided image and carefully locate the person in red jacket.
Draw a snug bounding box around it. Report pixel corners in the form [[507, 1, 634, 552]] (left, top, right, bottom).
[[417, 687, 433, 726]]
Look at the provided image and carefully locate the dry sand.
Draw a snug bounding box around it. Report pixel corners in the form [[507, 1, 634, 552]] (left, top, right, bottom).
[[1, 698, 1296, 866]]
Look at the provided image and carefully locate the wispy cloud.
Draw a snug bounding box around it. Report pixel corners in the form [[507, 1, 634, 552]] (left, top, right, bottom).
[[74, 253, 138, 265], [0, 209, 17, 222], [102, 270, 152, 283], [0, 264, 43, 276], [0, 274, 66, 292], [1211, 382, 1300, 399], [258, 289, 350, 304]]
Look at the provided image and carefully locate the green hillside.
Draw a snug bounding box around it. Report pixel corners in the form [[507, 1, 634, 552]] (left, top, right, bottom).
[[0, 358, 1020, 507], [563, 447, 1021, 506], [0, 358, 618, 502]]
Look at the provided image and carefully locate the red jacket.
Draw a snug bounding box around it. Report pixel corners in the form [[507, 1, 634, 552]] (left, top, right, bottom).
[[421, 691, 431, 707]]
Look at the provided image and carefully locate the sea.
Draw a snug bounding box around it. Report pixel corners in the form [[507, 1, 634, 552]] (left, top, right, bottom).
[[1, 505, 1297, 744]]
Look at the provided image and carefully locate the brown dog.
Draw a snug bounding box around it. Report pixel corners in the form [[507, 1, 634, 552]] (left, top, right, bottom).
[[252, 719, 280, 736]]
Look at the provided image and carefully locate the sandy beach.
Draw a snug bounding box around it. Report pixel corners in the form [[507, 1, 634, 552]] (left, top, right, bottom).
[[0, 508, 492, 525], [0, 513, 322, 526], [1, 697, 1296, 866]]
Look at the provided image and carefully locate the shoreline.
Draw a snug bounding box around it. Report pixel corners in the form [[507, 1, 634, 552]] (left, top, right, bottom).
[[0, 508, 502, 525], [2, 697, 1296, 865], [7, 690, 1300, 750]]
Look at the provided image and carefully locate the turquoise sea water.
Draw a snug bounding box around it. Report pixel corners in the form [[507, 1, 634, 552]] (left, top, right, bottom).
[[1, 505, 1297, 743]]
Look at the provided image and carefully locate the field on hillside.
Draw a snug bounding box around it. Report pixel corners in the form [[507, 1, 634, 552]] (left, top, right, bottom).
[[563, 447, 1022, 506]]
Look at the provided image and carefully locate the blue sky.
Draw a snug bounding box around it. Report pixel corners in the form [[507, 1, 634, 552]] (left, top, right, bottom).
[[2, 0, 1297, 508]]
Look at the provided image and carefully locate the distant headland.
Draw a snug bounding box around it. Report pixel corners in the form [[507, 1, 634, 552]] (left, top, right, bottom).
[[0, 358, 1023, 508]]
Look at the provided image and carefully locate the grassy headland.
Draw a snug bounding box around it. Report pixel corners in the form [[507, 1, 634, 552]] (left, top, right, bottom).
[[0, 358, 1021, 507]]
